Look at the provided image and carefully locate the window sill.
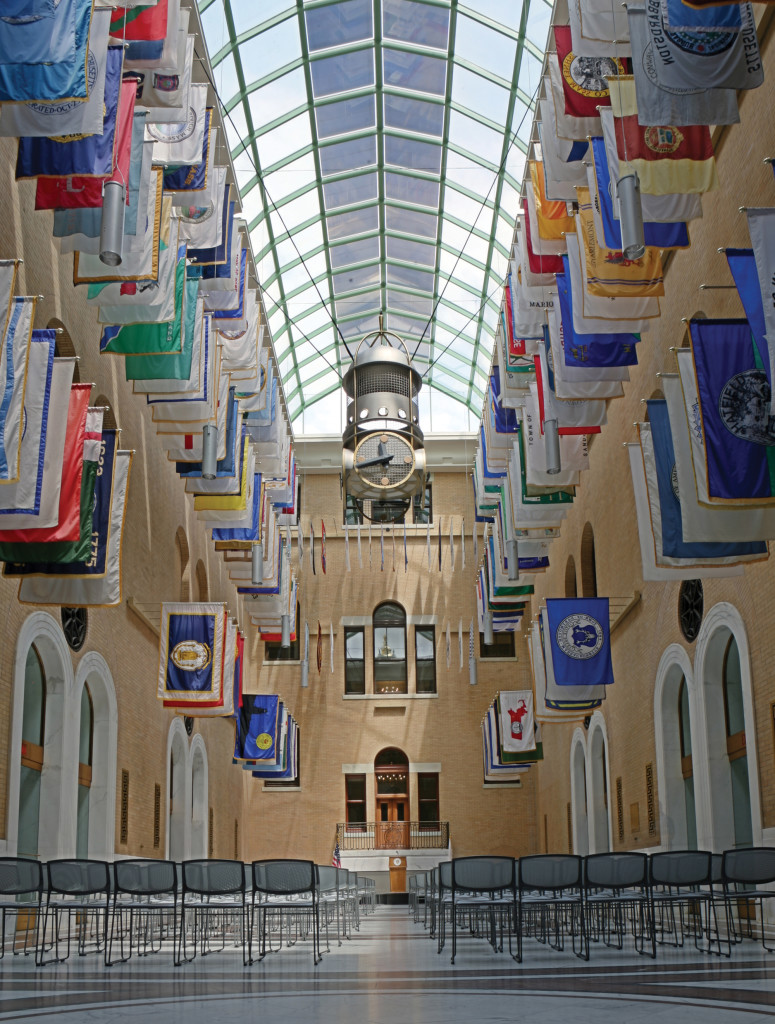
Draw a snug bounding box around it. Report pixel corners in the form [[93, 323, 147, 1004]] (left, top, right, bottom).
[[263, 660, 301, 666], [478, 657, 517, 663], [343, 692, 438, 700], [262, 786, 303, 792]]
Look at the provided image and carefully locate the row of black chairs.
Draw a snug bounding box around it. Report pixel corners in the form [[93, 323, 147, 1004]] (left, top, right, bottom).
[[0, 858, 376, 967], [409, 848, 775, 964]]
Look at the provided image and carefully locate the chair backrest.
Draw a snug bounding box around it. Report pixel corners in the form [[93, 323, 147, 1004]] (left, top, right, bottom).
[[452, 856, 515, 892], [114, 859, 177, 896], [336, 867, 349, 890], [438, 861, 452, 890], [46, 859, 110, 895], [722, 847, 775, 886], [584, 853, 648, 889], [649, 851, 712, 888], [182, 859, 245, 895], [252, 859, 316, 896], [519, 854, 582, 891], [316, 864, 338, 893], [0, 857, 42, 896]]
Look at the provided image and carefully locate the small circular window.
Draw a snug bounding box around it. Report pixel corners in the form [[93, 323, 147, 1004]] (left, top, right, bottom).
[[678, 580, 703, 643], [61, 607, 88, 652]]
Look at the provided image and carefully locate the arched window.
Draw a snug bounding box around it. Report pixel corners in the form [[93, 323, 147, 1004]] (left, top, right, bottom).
[[18, 646, 46, 858], [723, 636, 753, 848], [570, 732, 588, 856], [677, 678, 697, 850], [195, 559, 209, 602], [564, 556, 577, 598], [76, 684, 94, 859], [175, 527, 191, 602], [580, 523, 598, 598], [190, 739, 208, 860], [588, 720, 610, 854], [373, 603, 406, 694]]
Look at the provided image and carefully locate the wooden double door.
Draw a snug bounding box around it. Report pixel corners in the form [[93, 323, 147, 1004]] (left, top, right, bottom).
[[376, 796, 409, 849]]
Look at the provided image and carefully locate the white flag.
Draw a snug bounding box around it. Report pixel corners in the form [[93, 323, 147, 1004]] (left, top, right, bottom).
[[473, 520, 478, 563], [461, 519, 466, 570], [747, 207, 775, 385], [426, 521, 431, 572], [458, 619, 463, 670], [357, 519, 362, 568], [500, 690, 536, 753], [344, 523, 351, 571], [445, 622, 451, 669], [330, 621, 334, 673], [449, 518, 455, 571], [298, 522, 304, 567]]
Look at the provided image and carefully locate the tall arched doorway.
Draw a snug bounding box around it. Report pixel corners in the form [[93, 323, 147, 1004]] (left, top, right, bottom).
[[167, 720, 189, 861], [375, 747, 409, 848], [190, 737, 209, 860], [570, 730, 589, 856], [587, 717, 611, 854]]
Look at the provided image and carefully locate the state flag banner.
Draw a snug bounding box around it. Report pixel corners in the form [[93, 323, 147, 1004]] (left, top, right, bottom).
[[529, 162, 575, 241], [234, 694, 280, 763], [0, 0, 92, 104], [554, 25, 626, 118], [689, 318, 775, 505], [0, 295, 34, 485], [499, 690, 537, 753], [663, 0, 744, 32], [110, 0, 168, 41], [546, 597, 614, 686], [157, 602, 226, 706], [607, 77, 718, 196], [576, 190, 664, 298], [0, 0, 79, 67]]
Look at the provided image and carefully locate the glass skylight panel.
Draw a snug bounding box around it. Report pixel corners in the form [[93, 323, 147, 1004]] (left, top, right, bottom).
[[305, 0, 373, 51], [238, 18, 302, 81], [451, 66, 510, 125], [271, 190, 321, 234], [336, 291, 381, 319], [260, 153, 316, 202], [454, 15, 516, 74], [387, 291, 433, 318], [526, 0, 552, 50], [201, 1, 229, 50], [225, 104, 249, 149], [386, 263, 433, 292], [463, 0, 525, 31], [319, 136, 377, 177], [294, 307, 333, 334], [388, 313, 427, 337], [386, 236, 435, 266], [315, 95, 376, 139], [495, 214, 514, 254], [437, 303, 476, 333], [385, 172, 439, 208], [437, 277, 480, 311], [323, 172, 378, 209], [383, 0, 450, 48], [384, 135, 442, 174], [441, 219, 486, 265], [279, 261, 316, 296], [260, 113, 312, 170], [332, 264, 381, 294], [310, 49, 374, 97], [211, 54, 240, 108], [444, 152, 497, 198], [284, 221, 325, 258], [449, 111, 504, 166], [327, 207, 379, 241], [383, 49, 447, 95], [299, 250, 330, 280], [248, 70, 308, 128], [383, 94, 444, 137], [386, 206, 437, 238], [443, 185, 491, 232], [230, 0, 294, 35], [340, 313, 380, 338], [330, 236, 380, 268]]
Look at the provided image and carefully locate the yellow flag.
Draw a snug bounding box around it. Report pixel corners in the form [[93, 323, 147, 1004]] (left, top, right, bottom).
[[576, 187, 665, 298], [529, 161, 574, 240], [193, 439, 251, 512]]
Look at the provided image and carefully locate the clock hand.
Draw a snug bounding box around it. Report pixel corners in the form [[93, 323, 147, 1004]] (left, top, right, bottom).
[[357, 453, 395, 469]]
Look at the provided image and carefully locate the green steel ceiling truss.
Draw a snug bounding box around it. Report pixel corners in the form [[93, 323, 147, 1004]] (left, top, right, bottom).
[[198, 0, 551, 423]]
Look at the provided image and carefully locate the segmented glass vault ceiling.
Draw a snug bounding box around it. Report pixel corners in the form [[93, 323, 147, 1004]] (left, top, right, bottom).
[[198, 0, 551, 432]]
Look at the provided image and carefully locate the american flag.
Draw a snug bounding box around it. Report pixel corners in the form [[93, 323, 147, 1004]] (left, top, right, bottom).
[[332, 839, 342, 869]]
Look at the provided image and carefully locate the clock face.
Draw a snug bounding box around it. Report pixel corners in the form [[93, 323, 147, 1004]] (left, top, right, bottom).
[[354, 432, 415, 490], [393, 857, 402, 866]]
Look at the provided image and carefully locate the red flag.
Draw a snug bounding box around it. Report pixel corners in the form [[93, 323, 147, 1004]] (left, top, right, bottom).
[[110, 0, 168, 41], [554, 26, 626, 119], [316, 621, 323, 675], [321, 519, 327, 574], [0, 384, 91, 544], [521, 200, 563, 276], [35, 80, 137, 211]]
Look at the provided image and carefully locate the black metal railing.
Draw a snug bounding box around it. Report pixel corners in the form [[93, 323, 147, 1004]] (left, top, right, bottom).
[[336, 821, 449, 851]]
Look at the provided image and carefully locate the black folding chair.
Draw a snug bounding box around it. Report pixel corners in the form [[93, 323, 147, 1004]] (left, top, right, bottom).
[[106, 859, 178, 965], [177, 860, 246, 966], [249, 860, 320, 965], [649, 851, 717, 954], [442, 856, 517, 964], [38, 859, 111, 966], [584, 852, 655, 959], [0, 857, 42, 960], [721, 847, 775, 955], [517, 854, 586, 962]]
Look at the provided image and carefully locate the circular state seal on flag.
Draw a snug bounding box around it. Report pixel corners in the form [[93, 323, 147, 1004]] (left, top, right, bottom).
[[28, 48, 99, 116], [555, 613, 604, 660], [171, 639, 212, 672], [255, 733, 273, 750], [718, 369, 775, 446], [147, 105, 197, 144], [562, 54, 625, 97], [179, 202, 214, 225], [644, 126, 684, 155], [661, 16, 735, 56]]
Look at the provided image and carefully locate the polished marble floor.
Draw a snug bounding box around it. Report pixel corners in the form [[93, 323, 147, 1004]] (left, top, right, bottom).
[[1, 907, 774, 1023]]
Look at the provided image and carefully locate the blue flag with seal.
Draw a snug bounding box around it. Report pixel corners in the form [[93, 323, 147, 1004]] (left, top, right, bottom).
[[591, 137, 689, 252], [163, 110, 211, 194], [725, 250, 767, 368], [690, 318, 775, 503], [546, 598, 614, 686], [197, 199, 235, 272], [0, 0, 92, 103], [157, 602, 226, 705], [556, 273, 640, 367], [647, 399, 766, 559], [234, 694, 280, 763]]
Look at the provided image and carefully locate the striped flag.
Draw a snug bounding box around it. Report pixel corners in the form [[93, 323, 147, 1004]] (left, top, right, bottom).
[[332, 839, 341, 868]]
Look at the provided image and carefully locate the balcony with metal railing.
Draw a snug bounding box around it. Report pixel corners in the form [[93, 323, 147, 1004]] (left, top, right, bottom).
[[336, 821, 450, 851]]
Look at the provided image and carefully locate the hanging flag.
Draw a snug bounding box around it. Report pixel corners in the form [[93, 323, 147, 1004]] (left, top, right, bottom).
[[576, 190, 665, 297], [380, 525, 384, 572], [0, 296, 35, 485], [461, 519, 466, 569], [746, 208, 775, 380], [330, 621, 334, 673], [310, 521, 316, 575], [403, 520, 408, 573], [529, 161, 575, 241], [438, 519, 442, 570], [473, 519, 478, 562], [303, 621, 310, 663], [298, 521, 304, 567], [458, 619, 463, 670], [368, 523, 372, 569], [316, 621, 323, 674], [546, 598, 614, 687], [157, 601, 227, 708], [0, 0, 93, 103], [321, 519, 327, 574], [449, 518, 455, 570], [445, 622, 451, 669], [234, 694, 280, 762], [426, 521, 431, 571], [499, 691, 537, 753], [332, 839, 342, 869], [356, 519, 362, 568], [345, 523, 351, 571], [554, 24, 626, 118], [469, 617, 476, 663], [606, 79, 718, 196]]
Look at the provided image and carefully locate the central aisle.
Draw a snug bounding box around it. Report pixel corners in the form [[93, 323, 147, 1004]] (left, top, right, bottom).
[[0, 907, 773, 1022]]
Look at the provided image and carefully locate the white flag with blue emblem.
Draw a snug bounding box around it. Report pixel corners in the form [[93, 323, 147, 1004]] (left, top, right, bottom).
[[546, 598, 613, 686], [0, 293, 34, 486]]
